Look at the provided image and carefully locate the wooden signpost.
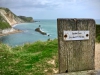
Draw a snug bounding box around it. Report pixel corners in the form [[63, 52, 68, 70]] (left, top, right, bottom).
[[57, 18, 95, 73]]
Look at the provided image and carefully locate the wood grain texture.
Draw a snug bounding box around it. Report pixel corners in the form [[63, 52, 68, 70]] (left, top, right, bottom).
[[57, 18, 95, 73]]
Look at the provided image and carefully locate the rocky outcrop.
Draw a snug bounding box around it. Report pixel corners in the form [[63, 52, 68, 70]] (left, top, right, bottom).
[[35, 28, 47, 35], [0, 28, 22, 36], [2, 28, 16, 34]]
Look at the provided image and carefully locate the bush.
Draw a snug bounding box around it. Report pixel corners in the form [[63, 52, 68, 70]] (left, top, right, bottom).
[[96, 25, 100, 38], [0, 22, 11, 29], [96, 36, 100, 43]]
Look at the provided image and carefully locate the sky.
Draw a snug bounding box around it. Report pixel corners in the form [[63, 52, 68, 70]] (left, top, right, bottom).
[[0, 0, 100, 19]]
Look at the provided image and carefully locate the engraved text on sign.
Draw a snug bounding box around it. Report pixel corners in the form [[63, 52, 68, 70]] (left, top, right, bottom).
[[64, 31, 89, 40]]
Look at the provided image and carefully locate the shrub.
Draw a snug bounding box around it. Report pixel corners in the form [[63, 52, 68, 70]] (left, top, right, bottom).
[[0, 22, 11, 29], [96, 36, 100, 43]]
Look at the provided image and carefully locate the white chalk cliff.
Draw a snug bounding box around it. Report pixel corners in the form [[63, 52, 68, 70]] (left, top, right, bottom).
[[0, 7, 34, 35]]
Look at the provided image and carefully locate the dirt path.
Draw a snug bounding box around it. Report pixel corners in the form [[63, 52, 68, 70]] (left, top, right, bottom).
[[95, 43, 100, 70]]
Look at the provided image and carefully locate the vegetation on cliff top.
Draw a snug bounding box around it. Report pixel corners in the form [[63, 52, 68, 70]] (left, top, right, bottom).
[[0, 7, 17, 18], [0, 39, 58, 75], [0, 7, 34, 23], [18, 16, 34, 22]]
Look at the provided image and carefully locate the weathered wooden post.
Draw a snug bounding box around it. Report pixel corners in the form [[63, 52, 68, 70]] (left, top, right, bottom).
[[57, 18, 95, 74]]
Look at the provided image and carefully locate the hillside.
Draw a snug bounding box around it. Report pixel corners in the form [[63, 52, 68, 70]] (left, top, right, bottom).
[[18, 16, 34, 22], [0, 7, 34, 27], [0, 7, 25, 26], [0, 7, 34, 35], [0, 39, 58, 75], [0, 14, 11, 29]]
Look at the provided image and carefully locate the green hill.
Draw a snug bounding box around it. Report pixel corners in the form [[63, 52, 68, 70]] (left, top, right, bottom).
[[18, 16, 34, 22]]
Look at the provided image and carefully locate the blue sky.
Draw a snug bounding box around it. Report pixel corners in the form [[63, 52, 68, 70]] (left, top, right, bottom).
[[0, 0, 100, 19]]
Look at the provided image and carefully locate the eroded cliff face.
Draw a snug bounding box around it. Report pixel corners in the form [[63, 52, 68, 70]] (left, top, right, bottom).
[[0, 8, 25, 26], [0, 7, 34, 35], [0, 7, 34, 27]]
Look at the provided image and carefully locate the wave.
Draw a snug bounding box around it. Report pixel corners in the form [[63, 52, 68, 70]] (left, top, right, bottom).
[[12, 24, 19, 27], [39, 28, 52, 36], [12, 23, 32, 27], [24, 30, 29, 32]]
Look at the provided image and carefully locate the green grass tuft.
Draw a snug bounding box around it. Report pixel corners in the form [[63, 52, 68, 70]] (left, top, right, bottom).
[[0, 39, 58, 75], [96, 24, 100, 42]]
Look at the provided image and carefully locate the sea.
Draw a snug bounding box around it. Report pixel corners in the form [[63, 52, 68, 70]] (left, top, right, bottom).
[[0, 19, 100, 47]]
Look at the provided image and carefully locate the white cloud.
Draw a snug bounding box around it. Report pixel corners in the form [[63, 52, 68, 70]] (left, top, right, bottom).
[[0, 0, 100, 19]]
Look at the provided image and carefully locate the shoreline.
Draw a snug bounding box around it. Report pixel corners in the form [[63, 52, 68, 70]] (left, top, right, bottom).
[[12, 22, 35, 27], [0, 23, 23, 37], [12, 23, 28, 27], [0, 22, 35, 37], [0, 28, 23, 37]]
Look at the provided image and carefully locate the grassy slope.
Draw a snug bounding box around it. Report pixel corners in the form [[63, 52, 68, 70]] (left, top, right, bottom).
[[0, 7, 13, 29], [0, 22, 11, 29], [0, 39, 58, 75], [0, 15, 11, 29]]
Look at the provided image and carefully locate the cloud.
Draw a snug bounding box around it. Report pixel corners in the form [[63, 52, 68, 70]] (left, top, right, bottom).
[[0, 0, 58, 9], [0, 0, 80, 9], [0, 0, 100, 10], [0, 0, 100, 19]]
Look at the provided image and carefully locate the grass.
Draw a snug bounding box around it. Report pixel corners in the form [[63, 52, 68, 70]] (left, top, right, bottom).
[[0, 22, 11, 29], [96, 25, 100, 42], [1, 39, 100, 75], [0, 39, 58, 75], [0, 15, 11, 29]]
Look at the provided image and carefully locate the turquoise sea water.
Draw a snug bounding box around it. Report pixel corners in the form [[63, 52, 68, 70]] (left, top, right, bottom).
[[0, 19, 57, 46], [0, 19, 100, 47]]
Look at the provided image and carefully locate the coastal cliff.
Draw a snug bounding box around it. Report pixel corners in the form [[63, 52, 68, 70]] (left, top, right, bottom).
[[0, 7, 25, 26], [0, 7, 34, 36]]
